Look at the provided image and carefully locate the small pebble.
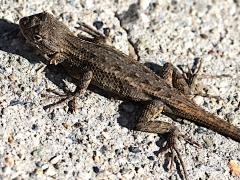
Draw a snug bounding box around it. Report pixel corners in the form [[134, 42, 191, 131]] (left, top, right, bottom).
[[44, 165, 56, 176], [93, 166, 100, 173], [49, 155, 62, 164], [34, 168, 44, 175], [4, 157, 15, 167], [128, 146, 141, 153]]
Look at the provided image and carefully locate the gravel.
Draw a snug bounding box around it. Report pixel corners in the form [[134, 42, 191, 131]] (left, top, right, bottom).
[[0, 0, 240, 179]]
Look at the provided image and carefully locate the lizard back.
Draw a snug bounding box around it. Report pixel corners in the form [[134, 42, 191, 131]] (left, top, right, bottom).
[[61, 35, 180, 101]]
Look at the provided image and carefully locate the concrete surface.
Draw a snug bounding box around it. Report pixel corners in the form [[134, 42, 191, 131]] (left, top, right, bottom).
[[0, 0, 240, 179]]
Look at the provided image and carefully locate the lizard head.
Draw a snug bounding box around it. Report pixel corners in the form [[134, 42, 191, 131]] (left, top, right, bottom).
[[19, 11, 73, 58]]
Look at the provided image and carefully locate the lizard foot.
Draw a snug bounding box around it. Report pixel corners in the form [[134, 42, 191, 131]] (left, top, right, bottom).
[[42, 88, 78, 113], [135, 120, 199, 179], [42, 70, 92, 112], [177, 58, 202, 88], [178, 58, 222, 100], [159, 130, 201, 180]]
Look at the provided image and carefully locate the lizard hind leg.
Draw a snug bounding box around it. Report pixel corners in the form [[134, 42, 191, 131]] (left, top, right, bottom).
[[135, 100, 188, 179]]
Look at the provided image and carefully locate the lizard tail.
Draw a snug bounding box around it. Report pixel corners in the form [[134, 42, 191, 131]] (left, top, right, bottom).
[[177, 105, 240, 143]]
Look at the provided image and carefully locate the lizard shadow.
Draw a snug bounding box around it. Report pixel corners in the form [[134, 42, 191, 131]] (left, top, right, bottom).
[[0, 19, 184, 179], [0, 19, 76, 96], [0, 19, 43, 64]]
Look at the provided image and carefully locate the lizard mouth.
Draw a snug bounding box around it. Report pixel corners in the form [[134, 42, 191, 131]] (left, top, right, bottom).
[[46, 52, 56, 59], [42, 52, 58, 61]]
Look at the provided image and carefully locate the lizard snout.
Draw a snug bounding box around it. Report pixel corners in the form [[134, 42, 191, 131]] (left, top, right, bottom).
[[19, 16, 29, 27]]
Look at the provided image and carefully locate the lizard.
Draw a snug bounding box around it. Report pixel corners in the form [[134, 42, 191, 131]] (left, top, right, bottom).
[[19, 12, 240, 179]]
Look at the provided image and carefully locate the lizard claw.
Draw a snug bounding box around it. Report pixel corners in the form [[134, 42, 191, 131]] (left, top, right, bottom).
[[42, 88, 78, 112], [177, 58, 202, 88], [177, 59, 222, 101], [179, 133, 202, 148]]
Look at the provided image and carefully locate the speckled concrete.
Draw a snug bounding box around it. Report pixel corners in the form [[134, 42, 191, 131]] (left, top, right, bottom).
[[0, 0, 240, 179]]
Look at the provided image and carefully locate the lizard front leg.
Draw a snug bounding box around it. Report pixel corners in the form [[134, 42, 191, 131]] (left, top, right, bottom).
[[135, 100, 188, 179], [48, 52, 67, 65], [44, 70, 93, 111]]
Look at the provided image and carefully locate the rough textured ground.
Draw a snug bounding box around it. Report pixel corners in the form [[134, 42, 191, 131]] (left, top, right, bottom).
[[0, 0, 240, 179]]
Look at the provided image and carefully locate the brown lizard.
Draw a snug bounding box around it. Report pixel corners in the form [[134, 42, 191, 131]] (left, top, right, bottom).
[[19, 12, 240, 179]]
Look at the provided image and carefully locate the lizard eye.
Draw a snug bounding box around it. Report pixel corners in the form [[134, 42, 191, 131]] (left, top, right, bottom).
[[34, 35, 42, 42]]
